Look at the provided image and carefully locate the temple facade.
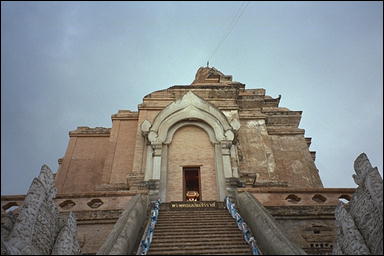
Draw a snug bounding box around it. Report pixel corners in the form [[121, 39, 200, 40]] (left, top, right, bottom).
[[2, 67, 356, 254], [55, 67, 323, 198]]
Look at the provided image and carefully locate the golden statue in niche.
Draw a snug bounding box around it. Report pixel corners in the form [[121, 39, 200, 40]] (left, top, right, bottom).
[[186, 191, 199, 201]]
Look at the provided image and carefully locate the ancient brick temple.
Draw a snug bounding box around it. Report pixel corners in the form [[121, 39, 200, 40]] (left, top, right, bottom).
[[2, 67, 356, 254]]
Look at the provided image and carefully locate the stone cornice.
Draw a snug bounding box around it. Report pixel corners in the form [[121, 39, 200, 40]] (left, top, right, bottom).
[[138, 106, 168, 110], [238, 88, 266, 96], [111, 110, 139, 120], [139, 105, 240, 111], [69, 126, 111, 137], [267, 127, 305, 135], [55, 191, 148, 198], [169, 84, 245, 89], [239, 116, 267, 120], [142, 98, 175, 101], [305, 137, 312, 147], [238, 111, 267, 120], [262, 110, 302, 115]]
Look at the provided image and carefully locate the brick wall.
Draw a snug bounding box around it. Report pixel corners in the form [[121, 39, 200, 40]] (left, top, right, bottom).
[[56, 136, 109, 193], [109, 120, 138, 183], [167, 126, 217, 202]]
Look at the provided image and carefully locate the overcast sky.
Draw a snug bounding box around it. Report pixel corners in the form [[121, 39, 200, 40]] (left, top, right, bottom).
[[1, 1, 383, 195]]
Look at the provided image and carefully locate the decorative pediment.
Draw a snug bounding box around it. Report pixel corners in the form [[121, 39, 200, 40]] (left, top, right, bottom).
[[147, 91, 234, 144]]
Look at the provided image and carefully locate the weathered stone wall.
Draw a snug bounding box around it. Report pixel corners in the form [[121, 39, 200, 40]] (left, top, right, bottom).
[[270, 135, 323, 188], [167, 126, 217, 202], [237, 119, 279, 183], [76, 223, 115, 254], [142, 87, 240, 110], [273, 213, 336, 254]]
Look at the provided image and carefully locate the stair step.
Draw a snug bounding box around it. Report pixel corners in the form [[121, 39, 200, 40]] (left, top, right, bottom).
[[152, 231, 242, 237], [151, 236, 245, 244], [156, 218, 235, 223], [155, 222, 236, 227], [155, 222, 237, 228], [149, 245, 251, 251], [159, 210, 229, 214], [152, 232, 244, 238], [148, 251, 250, 255], [158, 215, 232, 219], [155, 223, 238, 228], [153, 227, 241, 233], [158, 217, 233, 220], [152, 227, 242, 233], [153, 230, 241, 235], [158, 212, 231, 216], [151, 233, 245, 241], [148, 246, 251, 255], [146, 204, 250, 255], [151, 240, 248, 248]]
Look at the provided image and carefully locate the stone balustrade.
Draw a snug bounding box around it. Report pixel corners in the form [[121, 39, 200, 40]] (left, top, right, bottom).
[[238, 187, 355, 207], [1, 191, 147, 214]]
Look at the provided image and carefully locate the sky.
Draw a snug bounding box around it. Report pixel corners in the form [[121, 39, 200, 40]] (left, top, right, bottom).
[[1, 1, 383, 195]]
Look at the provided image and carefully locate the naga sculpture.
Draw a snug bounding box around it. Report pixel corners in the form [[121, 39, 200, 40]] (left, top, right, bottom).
[[1, 165, 80, 255], [333, 153, 383, 255]]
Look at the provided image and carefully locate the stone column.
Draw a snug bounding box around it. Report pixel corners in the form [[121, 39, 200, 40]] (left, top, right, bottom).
[[159, 144, 168, 202], [143, 143, 153, 181], [230, 144, 239, 178], [221, 141, 233, 178], [151, 143, 162, 180], [214, 143, 226, 201], [141, 120, 153, 181]]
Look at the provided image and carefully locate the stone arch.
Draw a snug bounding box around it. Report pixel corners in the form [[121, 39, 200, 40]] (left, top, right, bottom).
[[141, 91, 236, 202], [151, 91, 232, 133], [147, 92, 234, 144], [157, 105, 227, 142]]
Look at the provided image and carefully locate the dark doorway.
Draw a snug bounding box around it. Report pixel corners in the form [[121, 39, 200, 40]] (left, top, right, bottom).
[[183, 167, 201, 201]]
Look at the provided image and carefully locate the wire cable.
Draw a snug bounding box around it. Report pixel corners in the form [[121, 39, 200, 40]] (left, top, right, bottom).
[[208, 1, 250, 64]]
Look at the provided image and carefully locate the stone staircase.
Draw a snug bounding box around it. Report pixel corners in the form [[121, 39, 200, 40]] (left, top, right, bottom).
[[147, 202, 252, 255]]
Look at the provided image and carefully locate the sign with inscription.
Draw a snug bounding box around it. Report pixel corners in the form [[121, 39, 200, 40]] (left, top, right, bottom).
[[170, 201, 218, 209]]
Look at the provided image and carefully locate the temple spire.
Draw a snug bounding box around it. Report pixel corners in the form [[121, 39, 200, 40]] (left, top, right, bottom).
[[191, 66, 234, 86]]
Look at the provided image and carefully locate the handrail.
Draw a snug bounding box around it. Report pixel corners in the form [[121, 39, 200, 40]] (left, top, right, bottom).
[[225, 196, 261, 255], [136, 199, 161, 255]]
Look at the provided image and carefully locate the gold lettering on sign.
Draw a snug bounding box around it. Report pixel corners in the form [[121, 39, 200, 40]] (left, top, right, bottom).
[[170, 202, 216, 208]]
